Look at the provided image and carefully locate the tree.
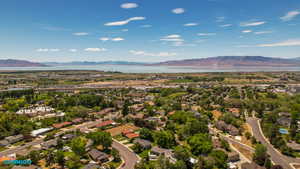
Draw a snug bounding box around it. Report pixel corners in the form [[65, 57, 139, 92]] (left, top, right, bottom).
[[188, 133, 213, 155], [70, 137, 87, 156], [180, 118, 208, 138], [87, 131, 112, 149], [122, 99, 130, 116], [174, 146, 190, 163], [209, 150, 228, 169], [140, 128, 153, 141], [111, 148, 121, 162], [55, 150, 65, 167], [28, 150, 40, 165], [65, 152, 81, 169], [253, 144, 268, 166], [154, 131, 176, 149]]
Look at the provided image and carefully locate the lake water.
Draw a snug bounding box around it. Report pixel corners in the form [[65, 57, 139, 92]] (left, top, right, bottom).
[[0, 65, 300, 73]]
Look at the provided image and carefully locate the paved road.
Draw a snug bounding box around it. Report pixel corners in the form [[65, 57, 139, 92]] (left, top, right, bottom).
[[247, 117, 300, 169], [112, 140, 139, 169]]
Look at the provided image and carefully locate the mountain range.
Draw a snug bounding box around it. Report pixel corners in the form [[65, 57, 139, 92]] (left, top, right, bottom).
[[0, 56, 300, 67], [0, 59, 47, 67], [152, 56, 300, 67]]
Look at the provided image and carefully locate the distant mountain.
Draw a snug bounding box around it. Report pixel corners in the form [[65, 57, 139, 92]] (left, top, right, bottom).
[[45, 61, 146, 66], [152, 56, 300, 67], [0, 59, 47, 67]]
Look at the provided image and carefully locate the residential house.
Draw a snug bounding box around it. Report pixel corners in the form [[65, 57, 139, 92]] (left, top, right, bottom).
[[53, 121, 72, 129], [82, 163, 101, 169], [133, 138, 152, 149], [11, 165, 40, 169], [62, 134, 75, 140], [241, 162, 265, 169], [5, 134, 24, 144], [277, 112, 291, 127], [41, 139, 58, 150], [88, 149, 109, 163], [72, 118, 83, 124], [95, 120, 115, 128], [227, 151, 240, 162], [287, 142, 300, 152], [0, 140, 9, 147], [96, 108, 115, 116], [215, 121, 239, 136], [149, 146, 176, 163], [31, 128, 53, 137]]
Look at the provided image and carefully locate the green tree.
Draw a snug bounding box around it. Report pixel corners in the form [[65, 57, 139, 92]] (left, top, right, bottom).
[[174, 146, 190, 163], [209, 150, 228, 169], [154, 131, 176, 149], [87, 131, 112, 149], [140, 128, 153, 141], [253, 144, 268, 166], [70, 137, 87, 156], [188, 133, 213, 155]]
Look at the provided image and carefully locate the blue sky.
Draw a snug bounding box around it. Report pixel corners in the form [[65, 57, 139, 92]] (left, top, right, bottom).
[[0, 0, 300, 62]]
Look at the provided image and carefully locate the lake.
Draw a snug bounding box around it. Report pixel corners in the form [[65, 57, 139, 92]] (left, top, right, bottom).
[[0, 65, 300, 73]]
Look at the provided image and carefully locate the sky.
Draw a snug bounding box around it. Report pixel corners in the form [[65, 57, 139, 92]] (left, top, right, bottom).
[[0, 0, 300, 62]]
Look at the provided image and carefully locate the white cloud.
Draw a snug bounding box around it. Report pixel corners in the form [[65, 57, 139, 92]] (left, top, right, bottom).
[[99, 37, 110, 41], [197, 33, 216, 36], [280, 10, 300, 21], [99, 37, 124, 42], [164, 34, 181, 39], [257, 39, 300, 47], [216, 17, 225, 22], [254, 31, 273, 35], [130, 50, 177, 57], [184, 23, 198, 27], [69, 49, 77, 52], [104, 17, 146, 26], [160, 34, 184, 42], [172, 8, 185, 14], [141, 25, 152, 28], [49, 49, 60, 52], [121, 3, 138, 9], [84, 48, 107, 52], [72, 32, 89, 36], [36, 48, 60, 52], [240, 21, 266, 27], [242, 30, 252, 33], [220, 24, 232, 27], [160, 38, 184, 42], [111, 37, 125, 41]]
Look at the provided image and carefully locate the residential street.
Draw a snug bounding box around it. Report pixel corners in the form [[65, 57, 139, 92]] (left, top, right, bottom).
[[247, 117, 300, 169], [112, 140, 139, 169]]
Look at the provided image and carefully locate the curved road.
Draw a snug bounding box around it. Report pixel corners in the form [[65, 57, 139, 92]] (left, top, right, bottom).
[[247, 117, 300, 169], [112, 140, 139, 169]]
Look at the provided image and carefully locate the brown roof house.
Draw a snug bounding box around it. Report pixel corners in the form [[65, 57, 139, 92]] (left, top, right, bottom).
[[88, 149, 109, 163], [215, 121, 239, 136]]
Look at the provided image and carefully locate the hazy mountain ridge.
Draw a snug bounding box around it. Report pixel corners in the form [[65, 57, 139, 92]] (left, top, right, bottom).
[[152, 56, 300, 67], [45, 61, 146, 66], [0, 59, 47, 67]]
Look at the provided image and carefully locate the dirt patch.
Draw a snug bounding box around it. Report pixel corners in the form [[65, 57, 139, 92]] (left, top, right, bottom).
[[106, 124, 140, 136], [292, 164, 300, 169], [212, 110, 222, 120], [231, 142, 253, 160]]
